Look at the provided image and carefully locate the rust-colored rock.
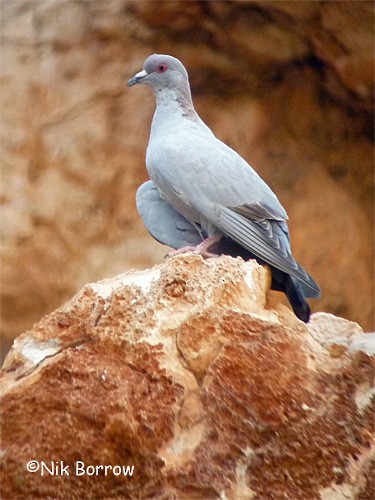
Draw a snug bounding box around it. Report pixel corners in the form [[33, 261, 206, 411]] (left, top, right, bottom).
[[1, 0, 373, 361], [1, 256, 374, 499]]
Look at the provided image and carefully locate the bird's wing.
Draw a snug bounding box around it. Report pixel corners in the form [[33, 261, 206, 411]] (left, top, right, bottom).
[[147, 131, 321, 297], [148, 130, 287, 220], [219, 207, 320, 297], [136, 181, 203, 248]]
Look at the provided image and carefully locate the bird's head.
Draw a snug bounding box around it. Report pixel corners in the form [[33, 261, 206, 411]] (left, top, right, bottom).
[[127, 54, 189, 93]]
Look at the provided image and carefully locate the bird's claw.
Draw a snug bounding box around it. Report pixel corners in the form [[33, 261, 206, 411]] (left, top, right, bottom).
[[165, 237, 221, 259]]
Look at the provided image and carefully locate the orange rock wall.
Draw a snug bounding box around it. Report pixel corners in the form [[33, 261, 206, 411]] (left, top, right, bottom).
[[1, 1, 374, 358]]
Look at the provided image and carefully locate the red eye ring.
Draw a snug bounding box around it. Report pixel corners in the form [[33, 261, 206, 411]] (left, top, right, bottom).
[[157, 63, 168, 73]]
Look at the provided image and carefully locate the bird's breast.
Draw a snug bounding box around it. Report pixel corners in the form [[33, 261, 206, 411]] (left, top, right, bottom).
[[145, 139, 204, 227]]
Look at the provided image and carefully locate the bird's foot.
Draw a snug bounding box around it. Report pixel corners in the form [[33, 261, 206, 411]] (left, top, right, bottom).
[[167, 245, 197, 257], [167, 236, 221, 259]]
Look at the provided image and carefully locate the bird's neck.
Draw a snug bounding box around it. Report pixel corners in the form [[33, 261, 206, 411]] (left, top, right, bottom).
[[154, 86, 198, 122]]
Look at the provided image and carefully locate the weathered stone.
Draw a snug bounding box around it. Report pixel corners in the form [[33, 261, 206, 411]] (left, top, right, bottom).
[[1, 256, 373, 499]]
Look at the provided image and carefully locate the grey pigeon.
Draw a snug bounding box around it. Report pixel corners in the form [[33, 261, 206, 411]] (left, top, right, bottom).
[[129, 54, 321, 322]]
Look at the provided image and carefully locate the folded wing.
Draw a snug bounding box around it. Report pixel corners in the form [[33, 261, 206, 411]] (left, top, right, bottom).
[[147, 130, 321, 298]]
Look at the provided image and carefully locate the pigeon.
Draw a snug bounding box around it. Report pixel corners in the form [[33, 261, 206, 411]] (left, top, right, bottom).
[[128, 54, 321, 322]]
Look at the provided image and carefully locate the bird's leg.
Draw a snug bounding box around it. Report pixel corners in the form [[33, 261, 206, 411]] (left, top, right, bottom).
[[193, 236, 222, 256], [167, 236, 222, 259]]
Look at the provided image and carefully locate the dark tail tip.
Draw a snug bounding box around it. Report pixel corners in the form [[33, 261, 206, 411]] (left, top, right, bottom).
[[284, 275, 311, 323], [292, 299, 311, 323]]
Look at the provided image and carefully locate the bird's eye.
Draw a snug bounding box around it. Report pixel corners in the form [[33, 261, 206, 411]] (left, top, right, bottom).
[[157, 63, 168, 73]]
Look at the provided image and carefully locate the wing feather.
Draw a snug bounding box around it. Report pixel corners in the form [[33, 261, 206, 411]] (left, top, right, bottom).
[[219, 207, 321, 297]]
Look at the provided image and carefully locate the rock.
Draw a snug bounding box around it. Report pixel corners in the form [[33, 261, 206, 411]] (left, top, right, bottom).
[[1, 255, 373, 499], [1, 0, 373, 361]]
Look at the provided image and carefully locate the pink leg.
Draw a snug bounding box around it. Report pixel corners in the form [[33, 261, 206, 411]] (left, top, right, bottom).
[[168, 236, 222, 258]]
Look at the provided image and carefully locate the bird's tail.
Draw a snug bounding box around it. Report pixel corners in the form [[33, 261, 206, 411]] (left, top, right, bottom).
[[283, 274, 311, 323], [269, 268, 311, 323], [212, 237, 313, 323]]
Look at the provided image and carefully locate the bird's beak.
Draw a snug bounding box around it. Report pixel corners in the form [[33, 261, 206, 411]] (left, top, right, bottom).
[[127, 69, 148, 87]]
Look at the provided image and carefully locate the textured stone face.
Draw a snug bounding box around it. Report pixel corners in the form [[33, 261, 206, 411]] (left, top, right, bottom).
[[1, 0, 374, 359], [1, 255, 374, 499]]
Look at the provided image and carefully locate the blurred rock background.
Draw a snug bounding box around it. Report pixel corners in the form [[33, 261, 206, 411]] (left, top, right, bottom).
[[1, 0, 374, 360]]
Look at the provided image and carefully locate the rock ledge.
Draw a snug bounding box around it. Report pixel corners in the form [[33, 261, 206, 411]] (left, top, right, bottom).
[[1, 255, 374, 499]]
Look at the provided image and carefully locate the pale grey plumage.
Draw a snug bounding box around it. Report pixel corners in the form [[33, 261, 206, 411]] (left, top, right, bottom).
[[128, 54, 321, 301], [136, 180, 203, 248]]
